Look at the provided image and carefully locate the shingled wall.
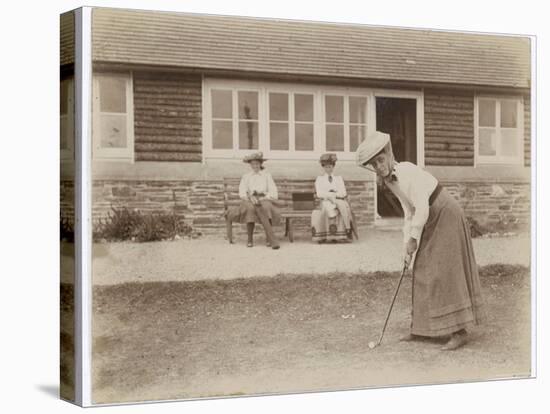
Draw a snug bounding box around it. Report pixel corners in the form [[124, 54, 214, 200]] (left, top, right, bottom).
[[133, 71, 202, 162]]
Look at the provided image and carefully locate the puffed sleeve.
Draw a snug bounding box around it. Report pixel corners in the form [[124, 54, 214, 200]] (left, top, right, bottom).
[[398, 192, 413, 243], [239, 174, 248, 200], [265, 172, 278, 200], [336, 176, 347, 198], [408, 168, 436, 241]]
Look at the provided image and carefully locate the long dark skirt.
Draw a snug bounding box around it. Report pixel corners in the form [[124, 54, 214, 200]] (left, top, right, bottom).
[[226, 200, 281, 225], [411, 188, 485, 337]]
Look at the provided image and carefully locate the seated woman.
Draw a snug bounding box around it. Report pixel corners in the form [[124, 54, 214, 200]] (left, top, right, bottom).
[[226, 151, 280, 249], [311, 153, 352, 243]]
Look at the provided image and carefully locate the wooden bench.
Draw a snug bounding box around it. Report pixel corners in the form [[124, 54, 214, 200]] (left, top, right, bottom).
[[224, 191, 359, 243], [281, 193, 359, 242], [280, 210, 312, 242]]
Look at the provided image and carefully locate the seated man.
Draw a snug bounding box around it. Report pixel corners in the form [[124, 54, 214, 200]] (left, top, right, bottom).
[[311, 153, 353, 243]]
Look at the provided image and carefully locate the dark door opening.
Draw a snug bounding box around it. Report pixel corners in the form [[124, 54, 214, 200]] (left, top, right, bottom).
[[375, 97, 417, 218]]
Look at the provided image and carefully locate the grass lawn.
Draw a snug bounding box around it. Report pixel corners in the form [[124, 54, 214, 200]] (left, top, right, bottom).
[[91, 264, 531, 404]]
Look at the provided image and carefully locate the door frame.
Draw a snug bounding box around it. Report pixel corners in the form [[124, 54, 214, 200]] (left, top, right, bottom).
[[372, 89, 425, 225]]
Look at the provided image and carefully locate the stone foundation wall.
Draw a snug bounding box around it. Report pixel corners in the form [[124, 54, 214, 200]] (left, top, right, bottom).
[[443, 180, 530, 228], [59, 178, 530, 237]]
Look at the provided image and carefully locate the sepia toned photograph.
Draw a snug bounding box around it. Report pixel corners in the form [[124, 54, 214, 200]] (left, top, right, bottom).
[[60, 7, 532, 405]]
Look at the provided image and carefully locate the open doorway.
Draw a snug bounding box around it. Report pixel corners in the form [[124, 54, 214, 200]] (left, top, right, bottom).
[[375, 97, 417, 219]]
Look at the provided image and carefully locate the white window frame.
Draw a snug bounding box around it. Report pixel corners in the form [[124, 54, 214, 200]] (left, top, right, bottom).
[[92, 72, 135, 162], [322, 91, 370, 154], [474, 95, 524, 166], [60, 77, 75, 161], [267, 89, 318, 155], [203, 78, 424, 164]]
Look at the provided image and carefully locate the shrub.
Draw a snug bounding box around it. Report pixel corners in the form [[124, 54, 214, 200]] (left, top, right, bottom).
[[93, 206, 197, 242], [467, 214, 523, 238]]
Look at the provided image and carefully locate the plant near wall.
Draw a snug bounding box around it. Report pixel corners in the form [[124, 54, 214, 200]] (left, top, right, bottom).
[[93, 204, 197, 242]]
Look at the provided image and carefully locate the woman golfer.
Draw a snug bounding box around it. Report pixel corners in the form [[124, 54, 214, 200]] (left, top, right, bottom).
[[356, 131, 485, 350]]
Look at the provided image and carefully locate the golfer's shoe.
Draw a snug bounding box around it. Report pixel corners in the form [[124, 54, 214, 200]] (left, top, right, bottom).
[[441, 331, 468, 351]]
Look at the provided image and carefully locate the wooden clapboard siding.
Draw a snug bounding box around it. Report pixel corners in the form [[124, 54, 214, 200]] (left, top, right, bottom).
[[524, 94, 531, 166], [133, 71, 202, 162], [424, 89, 475, 166]]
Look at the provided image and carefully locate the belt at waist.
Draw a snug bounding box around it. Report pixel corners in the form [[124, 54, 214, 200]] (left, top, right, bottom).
[[429, 183, 443, 206]]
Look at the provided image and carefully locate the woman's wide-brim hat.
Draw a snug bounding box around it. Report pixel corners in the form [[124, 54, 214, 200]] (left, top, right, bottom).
[[356, 131, 391, 168], [320, 153, 337, 165], [243, 151, 266, 163]]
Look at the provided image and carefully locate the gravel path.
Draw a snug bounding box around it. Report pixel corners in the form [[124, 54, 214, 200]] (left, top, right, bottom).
[[91, 230, 531, 285]]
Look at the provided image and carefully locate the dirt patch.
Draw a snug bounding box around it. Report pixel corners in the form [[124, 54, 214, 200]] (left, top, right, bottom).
[[91, 264, 531, 404]]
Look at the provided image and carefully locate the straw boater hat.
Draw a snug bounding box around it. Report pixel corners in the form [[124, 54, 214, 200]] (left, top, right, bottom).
[[355, 131, 392, 170], [243, 151, 266, 163], [320, 153, 337, 165]]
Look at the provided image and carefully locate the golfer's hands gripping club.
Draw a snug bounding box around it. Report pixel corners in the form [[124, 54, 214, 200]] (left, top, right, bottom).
[[404, 237, 418, 268]]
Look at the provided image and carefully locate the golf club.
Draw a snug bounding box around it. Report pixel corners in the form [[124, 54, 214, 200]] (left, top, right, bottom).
[[368, 260, 409, 349]]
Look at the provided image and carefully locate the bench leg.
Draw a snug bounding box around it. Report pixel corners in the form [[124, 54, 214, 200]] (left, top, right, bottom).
[[288, 219, 294, 243], [225, 215, 234, 244], [350, 211, 359, 240], [284, 217, 289, 238]]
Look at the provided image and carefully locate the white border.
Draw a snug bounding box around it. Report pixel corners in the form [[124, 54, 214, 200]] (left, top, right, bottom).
[[530, 35, 537, 378], [74, 6, 93, 407]]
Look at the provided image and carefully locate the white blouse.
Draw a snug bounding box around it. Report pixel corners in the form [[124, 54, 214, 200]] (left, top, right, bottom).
[[238, 170, 278, 200], [315, 174, 347, 199], [384, 162, 438, 242]]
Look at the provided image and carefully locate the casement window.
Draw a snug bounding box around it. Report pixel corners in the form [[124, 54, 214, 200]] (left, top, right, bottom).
[[60, 77, 74, 160], [210, 88, 261, 151], [324, 94, 368, 153], [204, 80, 377, 160], [92, 72, 134, 161], [268, 91, 315, 152], [475, 96, 524, 165]]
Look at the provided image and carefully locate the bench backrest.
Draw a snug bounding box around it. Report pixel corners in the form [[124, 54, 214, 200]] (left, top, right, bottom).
[[292, 192, 316, 211]]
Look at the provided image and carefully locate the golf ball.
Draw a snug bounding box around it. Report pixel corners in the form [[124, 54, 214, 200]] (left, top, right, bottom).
[[368, 341, 376, 349]]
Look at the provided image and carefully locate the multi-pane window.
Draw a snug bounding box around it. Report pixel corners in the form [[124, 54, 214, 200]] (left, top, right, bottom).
[[324, 95, 368, 152], [60, 77, 74, 160], [210, 89, 260, 150], [349, 97, 367, 151], [92, 73, 134, 160], [206, 81, 372, 159], [294, 94, 314, 151], [269, 92, 289, 150], [267, 92, 315, 152], [238, 91, 259, 150], [211, 89, 233, 149], [476, 97, 523, 164], [325, 95, 345, 151]]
